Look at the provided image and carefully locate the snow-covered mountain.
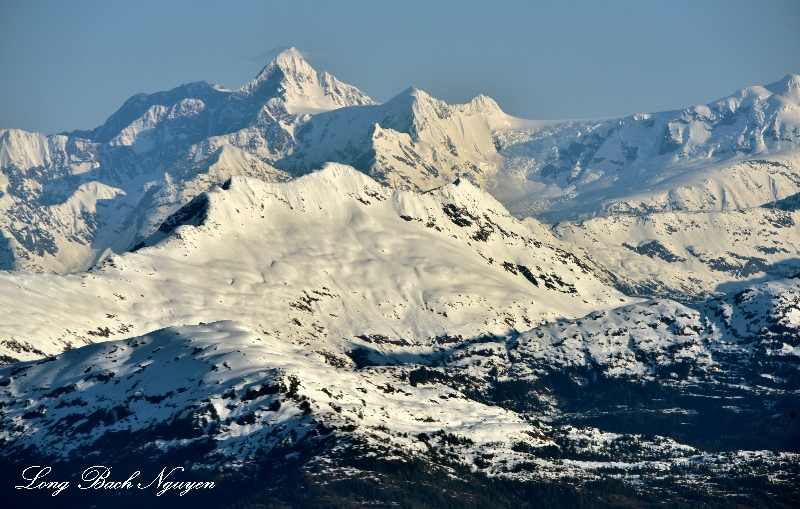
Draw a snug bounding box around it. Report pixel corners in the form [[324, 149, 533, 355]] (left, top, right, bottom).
[[0, 165, 628, 364], [0, 48, 370, 273], [4, 48, 797, 278], [495, 75, 800, 221], [2, 264, 798, 506], [272, 87, 515, 191], [500, 75, 800, 299], [551, 205, 800, 300], [2, 51, 800, 507], [0, 320, 541, 469], [3, 167, 798, 492], [1, 53, 796, 367]]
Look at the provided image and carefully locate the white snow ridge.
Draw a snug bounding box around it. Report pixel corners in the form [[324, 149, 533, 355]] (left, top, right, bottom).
[[0, 50, 798, 508]]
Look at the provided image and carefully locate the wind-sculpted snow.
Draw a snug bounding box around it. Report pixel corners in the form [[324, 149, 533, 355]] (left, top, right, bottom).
[[0, 164, 630, 363]]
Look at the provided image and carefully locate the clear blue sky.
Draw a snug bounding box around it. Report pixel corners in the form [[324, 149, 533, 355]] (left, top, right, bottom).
[[1, 0, 798, 135]]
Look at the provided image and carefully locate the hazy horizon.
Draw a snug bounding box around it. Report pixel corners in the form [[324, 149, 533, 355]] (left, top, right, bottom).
[[1, 0, 798, 134]]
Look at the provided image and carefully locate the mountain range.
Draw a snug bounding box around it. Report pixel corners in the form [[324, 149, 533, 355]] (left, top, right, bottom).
[[3, 49, 799, 288], [1, 49, 798, 508]]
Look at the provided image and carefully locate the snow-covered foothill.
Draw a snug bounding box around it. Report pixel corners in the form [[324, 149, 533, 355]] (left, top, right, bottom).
[[0, 321, 541, 466], [552, 205, 800, 299]]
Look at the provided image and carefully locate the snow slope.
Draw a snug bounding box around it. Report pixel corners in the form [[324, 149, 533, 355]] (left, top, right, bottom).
[[440, 278, 800, 394], [2, 280, 797, 492], [552, 205, 800, 299], [0, 321, 541, 467], [2, 51, 799, 505], [1, 168, 797, 494], [274, 88, 516, 191], [0, 165, 630, 364], [0, 49, 372, 273], [495, 76, 800, 222], [4, 50, 796, 277]]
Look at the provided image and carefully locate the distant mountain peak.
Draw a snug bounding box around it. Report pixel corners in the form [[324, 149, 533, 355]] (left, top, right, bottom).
[[777, 73, 800, 89], [235, 47, 375, 114], [466, 94, 502, 115], [273, 46, 309, 69], [764, 73, 800, 96], [73, 80, 230, 143], [254, 47, 316, 86], [383, 87, 503, 118]]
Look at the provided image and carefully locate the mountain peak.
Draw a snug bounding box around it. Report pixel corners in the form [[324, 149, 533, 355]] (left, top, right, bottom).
[[386, 88, 503, 118], [273, 47, 306, 66], [764, 73, 800, 97], [778, 73, 800, 89], [235, 47, 375, 113], [271, 47, 315, 80], [239, 47, 314, 97], [384, 87, 436, 109], [465, 94, 502, 115]]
